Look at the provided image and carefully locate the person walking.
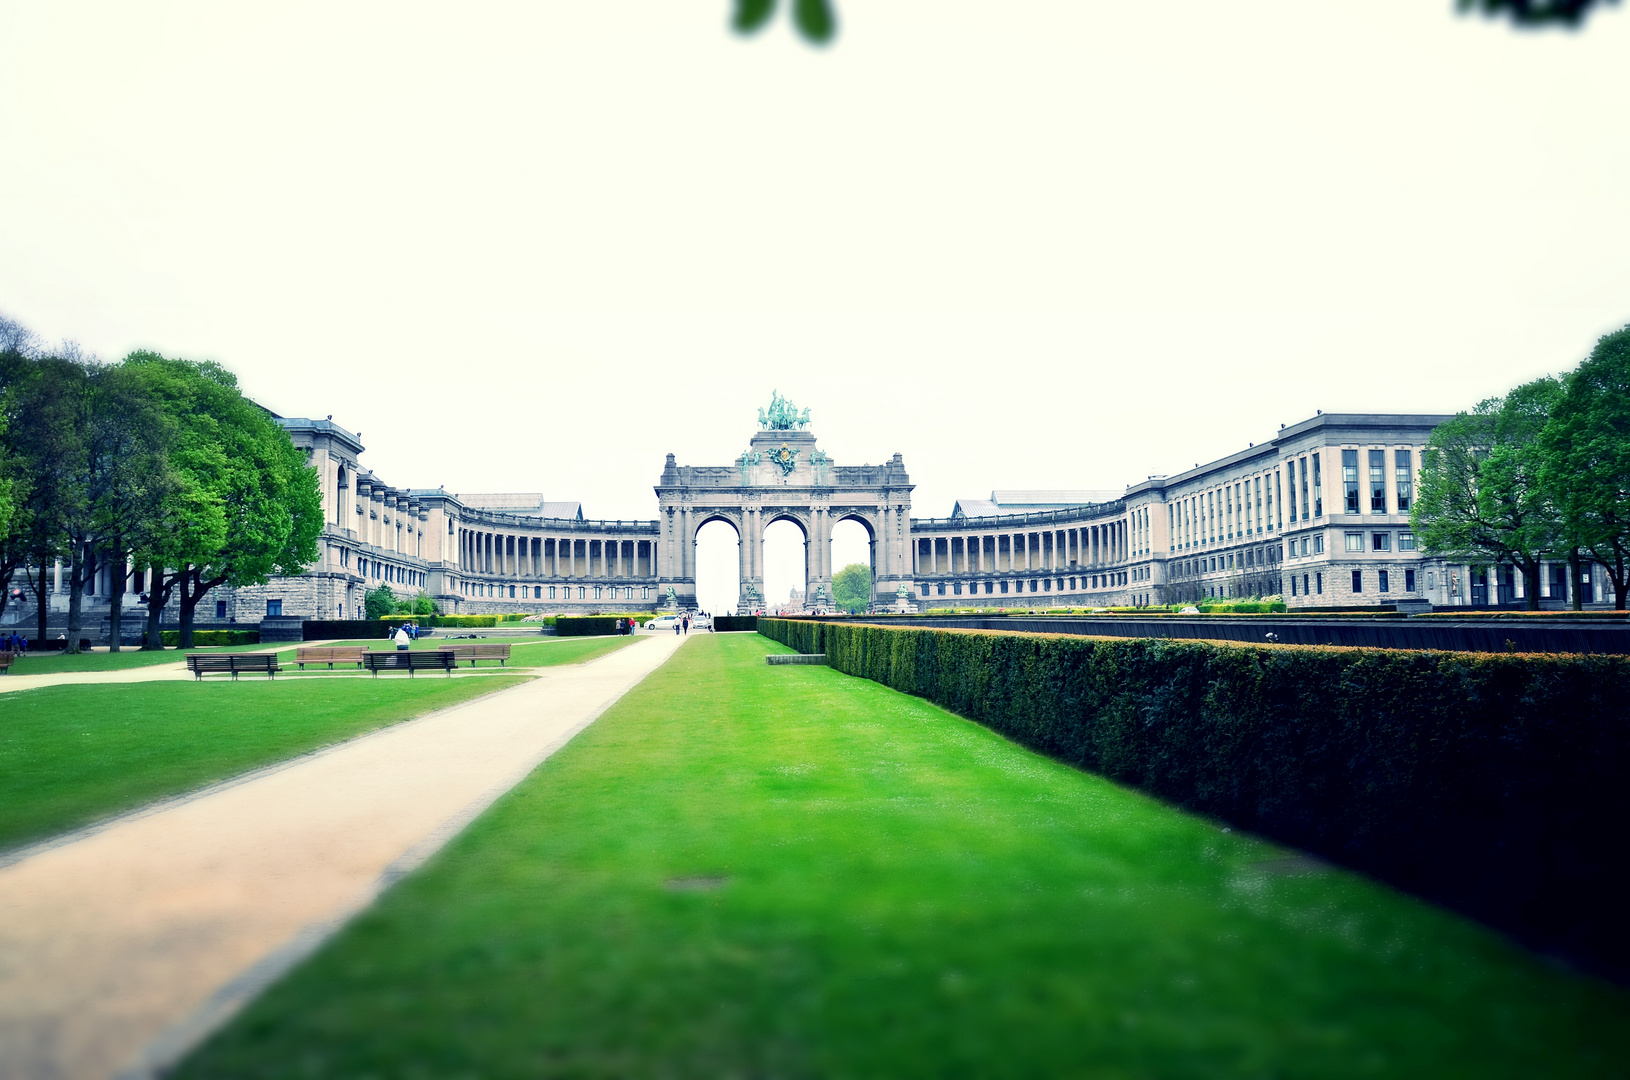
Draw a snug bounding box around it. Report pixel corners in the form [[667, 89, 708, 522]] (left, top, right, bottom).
[[682, 615, 689, 635], [393, 625, 411, 651]]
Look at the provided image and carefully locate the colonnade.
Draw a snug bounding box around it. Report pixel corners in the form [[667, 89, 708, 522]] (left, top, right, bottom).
[[914, 519, 1130, 577], [455, 527, 656, 581]]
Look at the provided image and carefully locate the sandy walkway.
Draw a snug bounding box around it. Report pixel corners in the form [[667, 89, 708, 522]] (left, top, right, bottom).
[[0, 632, 690, 1080]]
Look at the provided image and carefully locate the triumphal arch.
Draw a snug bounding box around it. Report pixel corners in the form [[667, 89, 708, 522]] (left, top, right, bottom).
[[654, 393, 915, 611]]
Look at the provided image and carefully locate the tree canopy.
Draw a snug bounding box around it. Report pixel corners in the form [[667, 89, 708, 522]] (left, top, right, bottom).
[[0, 321, 323, 649], [832, 562, 871, 611], [1415, 324, 1630, 609]]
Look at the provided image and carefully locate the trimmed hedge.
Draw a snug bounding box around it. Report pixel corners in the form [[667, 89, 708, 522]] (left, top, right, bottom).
[[161, 629, 260, 646], [302, 620, 394, 639], [712, 615, 758, 632], [759, 618, 1630, 978], [555, 616, 636, 637]]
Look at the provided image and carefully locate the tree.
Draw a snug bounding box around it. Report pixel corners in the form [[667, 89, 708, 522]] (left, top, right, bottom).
[[1413, 378, 1563, 609], [832, 562, 871, 611], [364, 584, 397, 620], [1458, 0, 1617, 25], [733, 0, 834, 43], [1542, 325, 1630, 609], [124, 353, 322, 647]]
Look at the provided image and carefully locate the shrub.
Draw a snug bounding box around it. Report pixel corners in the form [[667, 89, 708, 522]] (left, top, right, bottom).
[[363, 584, 396, 621], [161, 629, 260, 646], [555, 616, 638, 637], [713, 615, 758, 632], [758, 617, 1630, 978]]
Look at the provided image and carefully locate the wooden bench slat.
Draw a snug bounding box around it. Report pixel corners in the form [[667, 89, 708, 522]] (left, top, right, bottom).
[[362, 650, 456, 677], [436, 644, 511, 666], [186, 652, 280, 680]]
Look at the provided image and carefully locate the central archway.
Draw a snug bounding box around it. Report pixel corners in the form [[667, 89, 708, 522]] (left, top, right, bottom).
[[693, 517, 742, 616], [761, 516, 809, 613]]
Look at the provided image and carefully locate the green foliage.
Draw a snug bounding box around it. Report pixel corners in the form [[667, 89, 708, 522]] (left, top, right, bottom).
[[1542, 325, 1630, 609], [1458, 0, 1615, 26], [831, 562, 870, 611], [363, 584, 397, 621], [1414, 377, 1563, 608], [713, 615, 758, 631], [160, 629, 259, 646], [732, 0, 834, 43], [758, 618, 1630, 975]]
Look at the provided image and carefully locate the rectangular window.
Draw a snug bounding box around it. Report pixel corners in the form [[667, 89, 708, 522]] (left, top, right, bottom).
[[1405, 568, 1416, 592], [1314, 534, 1324, 555], [593, 586, 602, 599], [1345, 532, 1364, 552], [509, 585, 516, 597], [215, 600, 227, 619], [578, 586, 586, 599], [1372, 532, 1391, 552], [1369, 449, 1387, 513], [1290, 575, 1297, 596], [1343, 450, 1360, 513], [1379, 569, 1390, 592], [1000, 580, 1009, 593], [1316, 572, 1322, 594], [1398, 531, 1416, 551], [1301, 537, 1310, 557], [1312, 454, 1322, 516], [1395, 449, 1413, 513], [549, 585, 556, 599], [1287, 465, 1298, 521], [1255, 476, 1263, 532], [1352, 570, 1363, 593], [1300, 458, 1310, 520], [266, 599, 283, 617]]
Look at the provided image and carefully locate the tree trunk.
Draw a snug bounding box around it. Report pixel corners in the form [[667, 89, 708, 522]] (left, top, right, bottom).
[[1522, 560, 1542, 611], [107, 548, 125, 652], [1569, 548, 1584, 611], [65, 546, 84, 654], [144, 565, 172, 650], [34, 559, 48, 647], [177, 568, 195, 649]]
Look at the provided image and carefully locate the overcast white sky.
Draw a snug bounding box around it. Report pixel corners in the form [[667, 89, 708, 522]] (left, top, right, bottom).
[[3, 1, 1627, 610]]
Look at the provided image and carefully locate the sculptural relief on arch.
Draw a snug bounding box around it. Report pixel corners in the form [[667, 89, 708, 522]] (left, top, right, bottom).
[[655, 395, 916, 612]]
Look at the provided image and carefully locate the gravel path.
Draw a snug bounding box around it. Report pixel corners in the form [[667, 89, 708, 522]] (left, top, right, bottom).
[[0, 632, 690, 1080]]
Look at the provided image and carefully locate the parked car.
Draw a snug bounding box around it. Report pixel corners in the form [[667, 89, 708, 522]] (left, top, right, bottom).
[[646, 614, 681, 631], [691, 614, 712, 630], [1179, 605, 1201, 614]]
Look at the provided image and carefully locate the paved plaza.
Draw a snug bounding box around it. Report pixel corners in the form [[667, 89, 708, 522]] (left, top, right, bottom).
[[0, 632, 689, 1080]]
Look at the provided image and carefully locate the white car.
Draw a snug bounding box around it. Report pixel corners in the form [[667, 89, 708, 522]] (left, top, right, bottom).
[[691, 614, 712, 630], [646, 615, 681, 631]]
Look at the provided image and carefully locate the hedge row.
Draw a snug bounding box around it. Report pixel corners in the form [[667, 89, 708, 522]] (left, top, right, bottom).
[[302, 620, 394, 639], [162, 629, 260, 646], [759, 618, 1630, 977], [555, 616, 637, 637], [378, 614, 499, 628], [713, 615, 758, 632]]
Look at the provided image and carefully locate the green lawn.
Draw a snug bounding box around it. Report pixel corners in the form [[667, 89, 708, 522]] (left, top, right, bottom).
[[305, 635, 638, 668], [0, 676, 528, 852], [177, 633, 1630, 1078], [2, 640, 276, 674], [0, 633, 634, 676]]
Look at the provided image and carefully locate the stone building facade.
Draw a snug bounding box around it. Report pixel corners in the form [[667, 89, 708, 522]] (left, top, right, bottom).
[[9, 406, 1622, 636]]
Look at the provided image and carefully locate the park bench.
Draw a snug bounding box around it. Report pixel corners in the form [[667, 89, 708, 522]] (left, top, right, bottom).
[[0, 651, 13, 675], [295, 646, 368, 670], [437, 643, 511, 667], [186, 652, 281, 680], [363, 650, 457, 677]]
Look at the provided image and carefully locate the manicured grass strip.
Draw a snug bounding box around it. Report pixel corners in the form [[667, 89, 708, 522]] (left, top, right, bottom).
[[0, 676, 528, 851], [302, 636, 637, 667], [177, 635, 1630, 1079], [2, 641, 278, 674]]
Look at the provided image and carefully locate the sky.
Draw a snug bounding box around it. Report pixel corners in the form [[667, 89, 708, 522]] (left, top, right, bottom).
[[3, 0, 1628, 612]]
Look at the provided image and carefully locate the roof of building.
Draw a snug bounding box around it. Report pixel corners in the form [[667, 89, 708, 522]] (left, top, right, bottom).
[[455, 493, 585, 520], [991, 489, 1124, 507]]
